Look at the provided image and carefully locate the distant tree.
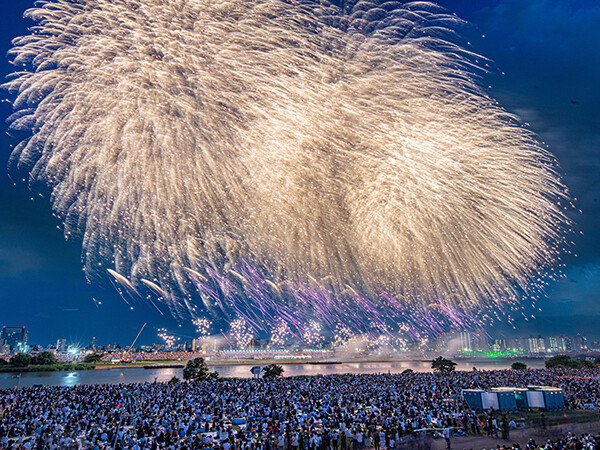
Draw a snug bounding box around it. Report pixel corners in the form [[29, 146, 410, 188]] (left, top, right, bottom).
[[83, 353, 103, 364], [0, 359, 7, 366], [31, 351, 58, 366], [545, 355, 576, 369], [574, 358, 594, 369], [9, 353, 32, 367], [431, 356, 457, 373], [401, 368, 414, 374], [262, 364, 284, 379], [168, 376, 180, 384], [595, 357, 600, 368], [183, 357, 218, 381], [511, 361, 527, 370]]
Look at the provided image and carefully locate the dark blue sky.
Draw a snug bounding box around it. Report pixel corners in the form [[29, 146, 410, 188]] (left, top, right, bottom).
[[1, 0, 598, 346]]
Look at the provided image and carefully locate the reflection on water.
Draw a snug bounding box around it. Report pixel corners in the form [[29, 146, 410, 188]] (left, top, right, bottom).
[[0, 359, 545, 389]]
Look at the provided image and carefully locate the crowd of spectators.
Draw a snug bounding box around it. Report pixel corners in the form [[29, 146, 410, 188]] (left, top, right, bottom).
[[489, 432, 598, 449], [0, 368, 598, 449]]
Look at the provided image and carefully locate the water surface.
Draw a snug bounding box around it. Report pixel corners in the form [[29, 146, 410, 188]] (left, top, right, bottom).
[[0, 358, 546, 389]]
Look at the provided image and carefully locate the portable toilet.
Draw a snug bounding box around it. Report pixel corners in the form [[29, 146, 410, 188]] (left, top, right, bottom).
[[491, 388, 517, 412], [541, 388, 565, 410], [526, 389, 546, 409], [462, 389, 484, 411], [481, 391, 500, 410], [514, 388, 529, 410]]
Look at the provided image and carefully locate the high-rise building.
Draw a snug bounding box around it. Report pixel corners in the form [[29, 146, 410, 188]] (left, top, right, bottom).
[[90, 337, 97, 350], [546, 336, 559, 353], [0, 327, 29, 354], [492, 339, 507, 351], [528, 336, 545, 354], [574, 334, 588, 352], [56, 338, 67, 353]]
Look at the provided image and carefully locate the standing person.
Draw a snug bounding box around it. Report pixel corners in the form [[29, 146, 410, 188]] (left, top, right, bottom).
[[502, 417, 509, 440], [331, 430, 338, 450], [365, 433, 372, 450], [443, 426, 451, 450]]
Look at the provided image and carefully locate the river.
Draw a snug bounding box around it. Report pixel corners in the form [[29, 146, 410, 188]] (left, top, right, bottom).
[[0, 358, 546, 389]]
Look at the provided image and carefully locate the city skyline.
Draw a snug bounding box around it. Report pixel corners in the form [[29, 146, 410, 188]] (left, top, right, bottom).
[[2, 323, 599, 358], [1, 0, 599, 345]]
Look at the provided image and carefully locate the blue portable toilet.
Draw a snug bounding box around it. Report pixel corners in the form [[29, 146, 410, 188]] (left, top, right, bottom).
[[462, 389, 484, 411], [514, 388, 529, 410], [526, 389, 546, 410], [492, 388, 517, 412], [541, 388, 565, 410]]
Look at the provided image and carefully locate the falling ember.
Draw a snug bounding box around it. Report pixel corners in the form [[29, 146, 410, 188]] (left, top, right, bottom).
[[193, 318, 212, 339], [157, 328, 179, 348], [5, 0, 571, 334], [229, 319, 254, 349]]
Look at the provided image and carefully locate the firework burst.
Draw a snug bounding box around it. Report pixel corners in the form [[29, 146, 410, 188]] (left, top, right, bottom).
[[269, 320, 293, 348], [333, 323, 355, 348], [193, 318, 212, 339], [229, 319, 254, 349], [5, 0, 571, 333], [157, 328, 179, 348], [302, 320, 324, 347]]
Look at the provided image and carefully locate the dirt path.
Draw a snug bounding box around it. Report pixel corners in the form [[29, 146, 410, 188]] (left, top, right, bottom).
[[430, 420, 600, 449]]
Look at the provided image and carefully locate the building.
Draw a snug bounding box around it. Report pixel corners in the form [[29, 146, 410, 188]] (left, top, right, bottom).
[[56, 338, 67, 353], [574, 334, 588, 352], [0, 327, 29, 354], [527, 336, 545, 354], [90, 337, 97, 350], [492, 339, 507, 352]]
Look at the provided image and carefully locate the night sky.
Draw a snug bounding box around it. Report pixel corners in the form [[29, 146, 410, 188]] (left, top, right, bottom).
[[1, 0, 598, 346]]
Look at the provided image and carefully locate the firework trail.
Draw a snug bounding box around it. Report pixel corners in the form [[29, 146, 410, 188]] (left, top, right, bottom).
[[5, 0, 571, 335]]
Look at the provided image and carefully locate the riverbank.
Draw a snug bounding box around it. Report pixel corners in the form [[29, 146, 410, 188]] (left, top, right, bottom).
[[0, 362, 95, 373]]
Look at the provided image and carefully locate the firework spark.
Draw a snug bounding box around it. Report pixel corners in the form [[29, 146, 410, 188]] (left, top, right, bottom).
[[333, 323, 355, 348], [302, 320, 324, 347], [229, 319, 254, 349], [5, 0, 571, 333], [157, 328, 179, 348], [269, 320, 292, 348], [193, 318, 212, 339]]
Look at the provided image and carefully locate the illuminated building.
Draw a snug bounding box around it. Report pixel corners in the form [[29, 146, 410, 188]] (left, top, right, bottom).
[[0, 327, 29, 354], [56, 338, 67, 353]]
